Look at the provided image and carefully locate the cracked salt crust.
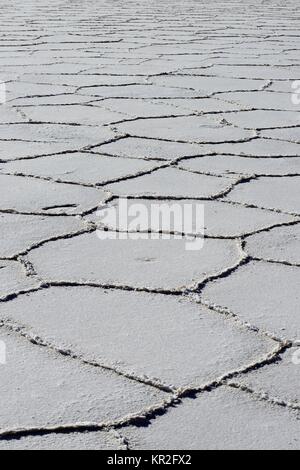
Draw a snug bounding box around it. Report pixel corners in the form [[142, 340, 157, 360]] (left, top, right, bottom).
[[0, 124, 114, 161], [79, 84, 202, 99], [105, 167, 238, 199], [91, 98, 188, 118], [0, 0, 299, 450], [0, 123, 113, 147], [152, 75, 269, 94], [222, 110, 300, 129], [20, 74, 146, 87], [26, 232, 241, 291], [11, 94, 93, 107]]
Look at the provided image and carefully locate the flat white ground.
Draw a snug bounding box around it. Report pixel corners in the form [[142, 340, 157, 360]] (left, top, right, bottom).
[[0, 0, 299, 450]]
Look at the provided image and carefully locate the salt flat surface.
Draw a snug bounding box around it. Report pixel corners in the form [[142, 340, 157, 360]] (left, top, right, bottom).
[[0, 0, 299, 450]]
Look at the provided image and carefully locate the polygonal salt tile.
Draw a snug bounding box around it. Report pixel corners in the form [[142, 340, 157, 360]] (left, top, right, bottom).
[[205, 65, 300, 80], [220, 91, 298, 111], [20, 74, 145, 87], [0, 330, 167, 430], [27, 232, 241, 291], [105, 167, 237, 198], [4, 81, 75, 102], [68, 64, 179, 77], [158, 98, 242, 113], [1, 286, 275, 389], [92, 198, 294, 238], [261, 128, 300, 143], [2, 153, 158, 186], [223, 110, 300, 130], [0, 123, 113, 148], [179, 155, 300, 176], [214, 138, 300, 157], [18, 105, 126, 126], [122, 387, 300, 450], [12, 94, 92, 106], [95, 137, 203, 161], [0, 123, 114, 161], [0, 140, 74, 162], [202, 260, 300, 341], [0, 174, 108, 215], [115, 116, 254, 143], [245, 223, 300, 265], [0, 213, 84, 258], [226, 176, 300, 214], [7, 63, 90, 77], [152, 75, 267, 94], [269, 81, 299, 93], [91, 98, 185, 118], [79, 84, 200, 99]]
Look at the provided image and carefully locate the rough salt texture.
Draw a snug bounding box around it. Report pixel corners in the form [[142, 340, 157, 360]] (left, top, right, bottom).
[[0, 0, 299, 450]]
